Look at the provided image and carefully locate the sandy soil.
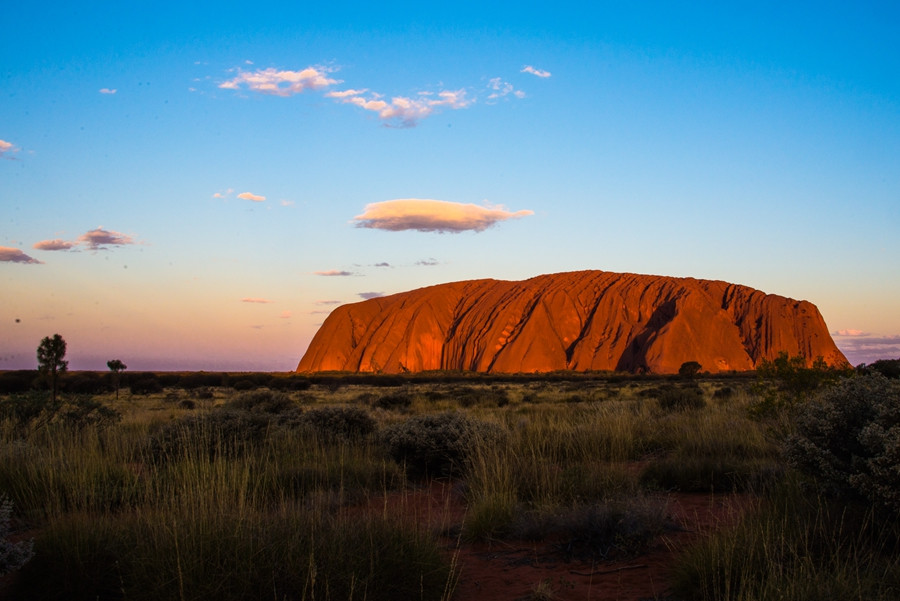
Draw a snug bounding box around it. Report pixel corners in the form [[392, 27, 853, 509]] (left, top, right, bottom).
[[0, 481, 749, 601]]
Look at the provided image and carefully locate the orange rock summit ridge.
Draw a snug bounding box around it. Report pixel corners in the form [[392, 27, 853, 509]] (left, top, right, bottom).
[[297, 271, 849, 374]]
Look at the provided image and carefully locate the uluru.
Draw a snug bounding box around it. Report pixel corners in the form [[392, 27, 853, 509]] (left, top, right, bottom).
[[297, 271, 849, 374]]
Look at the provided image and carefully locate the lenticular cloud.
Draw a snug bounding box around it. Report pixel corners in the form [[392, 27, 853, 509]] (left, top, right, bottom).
[[353, 199, 533, 233]]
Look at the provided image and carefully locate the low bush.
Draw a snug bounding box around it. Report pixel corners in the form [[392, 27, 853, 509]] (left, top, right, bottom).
[[147, 410, 275, 461], [785, 373, 900, 511], [299, 406, 376, 442], [224, 389, 297, 414], [657, 384, 706, 411], [510, 498, 670, 561], [382, 412, 506, 478], [372, 392, 412, 411]]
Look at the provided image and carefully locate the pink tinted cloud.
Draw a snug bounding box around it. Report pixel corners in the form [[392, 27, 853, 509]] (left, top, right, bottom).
[[78, 227, 135, 250], [353, 199, 534, 233], [237, 192, 266, 202], [487, 78, 525, 101], [33, 239, 78, 251], [0, 139, 18, 158], [328, 88, 472, 128], [219, 67, 338, 96], [241, 298, 273, 304], [0, 246, 42, 264], [521, 65, 551, 78], [314, 270, 354, 276], [316, 300, 342, 305], [280, 310, 292, 319], [833, 329, 868, 337], [358, 292, 384, 300]]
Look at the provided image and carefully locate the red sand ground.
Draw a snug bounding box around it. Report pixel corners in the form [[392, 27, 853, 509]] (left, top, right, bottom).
[[372, 480, 751, 601], [0, 481, 749, 601]]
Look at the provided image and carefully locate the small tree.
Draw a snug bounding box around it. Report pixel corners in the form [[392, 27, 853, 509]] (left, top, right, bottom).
[[37, 334, 67, 403], [678, 361, 702, 378], [107, 359, 127, 400]]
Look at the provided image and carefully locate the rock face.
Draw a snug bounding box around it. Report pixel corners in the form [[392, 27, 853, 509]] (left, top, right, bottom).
[[297, 271, 849, 374]]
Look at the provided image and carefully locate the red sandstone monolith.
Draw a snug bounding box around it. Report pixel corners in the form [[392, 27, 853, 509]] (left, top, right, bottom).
[[297, 271, 848, 374]]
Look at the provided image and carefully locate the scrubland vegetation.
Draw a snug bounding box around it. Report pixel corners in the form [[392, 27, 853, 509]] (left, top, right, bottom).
[[0, 358, 898, 600]]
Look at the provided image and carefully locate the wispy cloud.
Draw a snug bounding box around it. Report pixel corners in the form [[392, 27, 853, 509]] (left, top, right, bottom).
[[237, 192, 266, 202], [487, 78, 525, 101], [78, 227, 136, 250], [328, 88, 472, 128], [521, 65, 551, 78], [833, 331, 900, 366], [241, 298, 273, 304], [353, 199, 534, 233], [416, 258, 439, 266], [358, 292, 384, 300], [314, 270, 355, 276], [99, 88, 117, 94], [833, 329, 868, 337], [213, 188, 234, 199], [0, 246, 42, 264], [280, 310, 292, 319], [219, 66, 339, 96], [280, 200, 294, 207], [374, 262, 391, 267], [0, 139, 19, 159], [316, 300, 342, 305], [33, 239, 78, 251], [219, 64, 540, 127]]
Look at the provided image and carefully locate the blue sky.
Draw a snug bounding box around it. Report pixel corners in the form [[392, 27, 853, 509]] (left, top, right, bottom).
[[2, 1, 899, 370]]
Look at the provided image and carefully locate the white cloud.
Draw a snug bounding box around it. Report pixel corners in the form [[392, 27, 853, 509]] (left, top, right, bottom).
[[0, 246, 42, 264], [219, 66, 339, 96], [353, 199, 534, 233], [237, 192, 266, 202], [521, 65, 551, 78], [99, 88, 117, 94]]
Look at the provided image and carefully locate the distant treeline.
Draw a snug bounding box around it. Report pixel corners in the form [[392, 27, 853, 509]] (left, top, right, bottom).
[[1, 359, 896, 395]]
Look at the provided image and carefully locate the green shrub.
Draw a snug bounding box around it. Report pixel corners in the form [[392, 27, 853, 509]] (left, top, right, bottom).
[[786, 374, 900, 511], [382, 412, 506, 478], [299, 406, 376, 442]]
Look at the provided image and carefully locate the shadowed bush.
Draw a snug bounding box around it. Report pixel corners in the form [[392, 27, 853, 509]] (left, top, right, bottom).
[[786, 373, 900, 511], [299, 406, 376, 442], [382, 412, 507, 478]]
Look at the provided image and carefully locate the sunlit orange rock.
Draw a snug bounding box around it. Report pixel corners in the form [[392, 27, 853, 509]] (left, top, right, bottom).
[[296, 271, 849, 374]]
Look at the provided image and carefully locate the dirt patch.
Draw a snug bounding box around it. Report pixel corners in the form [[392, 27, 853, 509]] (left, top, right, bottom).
[[365, 482, 750, 601]]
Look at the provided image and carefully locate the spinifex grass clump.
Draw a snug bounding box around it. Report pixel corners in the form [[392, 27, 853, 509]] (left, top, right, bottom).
[[15, 507, 452, 601], [673, 477, 900, 601]]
